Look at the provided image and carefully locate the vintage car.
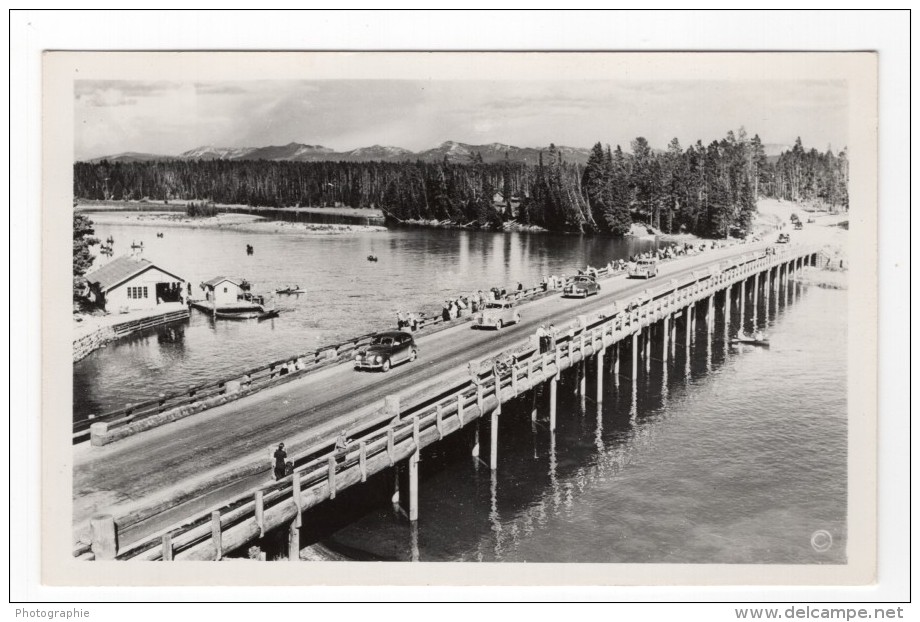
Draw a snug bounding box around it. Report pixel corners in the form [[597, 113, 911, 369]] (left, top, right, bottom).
[[354, 331, 417, 372], [562, 275, 601, 298], [777, 232, 790, 244], [473, 301, 521, 330], [628, 259, 659, 279]]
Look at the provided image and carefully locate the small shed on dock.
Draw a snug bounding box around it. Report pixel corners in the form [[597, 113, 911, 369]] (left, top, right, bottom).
[[200, 277, 248, 306], [85, 255, 187, 312]]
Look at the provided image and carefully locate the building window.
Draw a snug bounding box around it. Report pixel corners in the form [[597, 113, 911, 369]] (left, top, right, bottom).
[[223, 287, 228, 293], [126, 286, 148, 300]]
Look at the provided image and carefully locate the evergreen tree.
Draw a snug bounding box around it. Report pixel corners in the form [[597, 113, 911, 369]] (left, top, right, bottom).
[[605, 146, 633, 235], [73, 212, 99, 300]]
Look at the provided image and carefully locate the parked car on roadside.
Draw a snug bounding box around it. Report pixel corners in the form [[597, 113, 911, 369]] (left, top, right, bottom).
[[777, 233, 790, 244], [473, 301, 521, 330], [354, 331, 417, 372], [628, 259, 659, 279], [562, 275, 601, 298]]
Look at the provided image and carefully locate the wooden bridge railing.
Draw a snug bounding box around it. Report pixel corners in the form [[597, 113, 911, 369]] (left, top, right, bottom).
[[76, 246, 814, 560]]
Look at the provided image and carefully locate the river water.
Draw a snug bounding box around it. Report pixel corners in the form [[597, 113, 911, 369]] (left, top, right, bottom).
[[74, 213, 664, 419], [74, 212, 847, 564], [307, 281, 848, 564]]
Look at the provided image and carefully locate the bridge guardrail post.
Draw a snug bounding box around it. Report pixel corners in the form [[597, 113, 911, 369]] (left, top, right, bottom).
[[384, 395, 400, 422], [457, 392, 465, 426], [90, 514, 117, 560], [161, 532, 173, 561]]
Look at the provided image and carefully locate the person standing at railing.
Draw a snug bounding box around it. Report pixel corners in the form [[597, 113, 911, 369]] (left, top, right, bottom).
[[548, 323, 558, 350], [334, 433, 348, 463], [273, 443, 288, 480], [537, 324, 548, 354]]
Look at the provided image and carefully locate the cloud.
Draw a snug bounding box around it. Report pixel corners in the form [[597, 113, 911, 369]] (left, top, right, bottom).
[[73, 78, 850, 161], [74, 81, 187, 108]]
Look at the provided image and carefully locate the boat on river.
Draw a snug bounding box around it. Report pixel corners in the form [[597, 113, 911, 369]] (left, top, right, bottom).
[[215, 308, 279, 321], [730, 333, 770, 348], [275, 286, 305, 295]]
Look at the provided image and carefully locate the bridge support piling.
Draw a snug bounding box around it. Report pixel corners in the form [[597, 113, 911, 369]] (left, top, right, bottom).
[[670, 315, 676, 358], [686, 305, 692, 341], [740, 279, 746, 331], [410, 522, 420, 562], [579, 360, 586, 396], [752, 273, 759, 324], [288, 519, 300, 561], [613, 341, 621, 381], [90, 514, 116, 561], [644, 325, 650, 371], [764, 270, 771, 319], [684, 308, 691, 351], [787, 263, 793, 305], [549, 376, 558, 432], [471, 423, 480, 459], [724, 286, 731, 328], [596, 348, 605, 403], [631, 331, 639, 382], [707, 295, 714, 334], [391, 465, 401, 504], [409, 448, 419, 520], [490, 407, 500, 471], [662, 315, 669, 362]]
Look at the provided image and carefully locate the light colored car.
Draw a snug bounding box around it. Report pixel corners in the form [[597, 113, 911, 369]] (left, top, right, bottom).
[[473, 301, 521, 330], [628, 259, 658, 279], [563, 275, 601, 298]]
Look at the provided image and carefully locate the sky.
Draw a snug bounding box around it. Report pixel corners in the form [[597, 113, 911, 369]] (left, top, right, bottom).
[[74, 79, 848, 160]]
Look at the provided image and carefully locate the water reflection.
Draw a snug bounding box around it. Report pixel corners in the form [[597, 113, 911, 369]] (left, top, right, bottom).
[[75, 215, 667, 420]]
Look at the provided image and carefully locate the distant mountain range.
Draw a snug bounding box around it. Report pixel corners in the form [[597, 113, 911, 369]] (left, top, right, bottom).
[[85, 139, 797, 166], [85, 140, 593, 166]]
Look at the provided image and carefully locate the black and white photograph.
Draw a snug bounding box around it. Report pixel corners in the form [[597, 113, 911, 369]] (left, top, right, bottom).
[[26, 28, 895, 597], [53, 51, 874, 574]]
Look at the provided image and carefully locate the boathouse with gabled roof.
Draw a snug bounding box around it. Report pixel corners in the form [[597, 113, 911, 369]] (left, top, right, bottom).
[[85, 255, 187, 312], [200, 276, 250, 307]]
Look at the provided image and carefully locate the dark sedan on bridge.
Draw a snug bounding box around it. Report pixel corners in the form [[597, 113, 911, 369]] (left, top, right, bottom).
[[354, 331, 418, 372], [562, 275, 601, 298]]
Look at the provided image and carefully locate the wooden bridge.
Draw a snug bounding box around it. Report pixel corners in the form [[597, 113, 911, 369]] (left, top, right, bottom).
[[76, 244, 817, 561]]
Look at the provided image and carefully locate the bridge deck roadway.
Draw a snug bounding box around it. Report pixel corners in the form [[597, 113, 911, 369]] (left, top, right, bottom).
[[73, 241, 774, 549]]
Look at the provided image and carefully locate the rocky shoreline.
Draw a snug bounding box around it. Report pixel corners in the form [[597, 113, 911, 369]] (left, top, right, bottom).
[[83, 210, 387, 235]]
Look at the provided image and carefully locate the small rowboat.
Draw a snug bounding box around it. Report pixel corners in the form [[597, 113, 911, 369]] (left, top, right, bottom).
[[275, 287, 305, 295], [215, 309, 280, 321], [730, 335, 770, 348], [367, 254, 379, 262]]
